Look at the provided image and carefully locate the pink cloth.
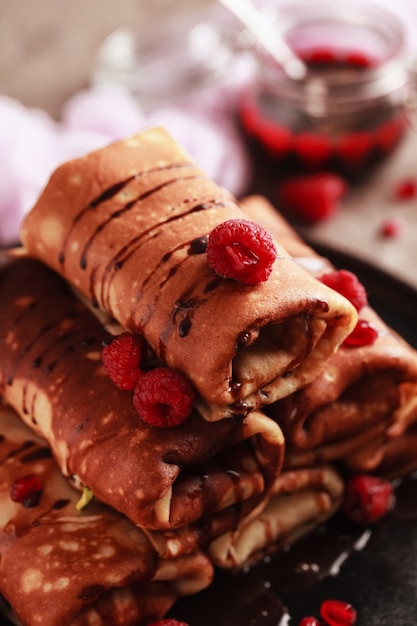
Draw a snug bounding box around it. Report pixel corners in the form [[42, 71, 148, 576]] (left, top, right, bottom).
[[0, 85, 251, 245]]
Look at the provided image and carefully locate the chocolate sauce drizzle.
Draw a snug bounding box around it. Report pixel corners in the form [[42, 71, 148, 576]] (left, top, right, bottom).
[[58, 162, 195, 267], [1, 440, 35, 463], [5, 314, 97, 402], [79, 175, 201, 271], [0, 274, 101, 425], [173, 474, 417, 626], [98, 193, 213, 310], [28, 326, 98, 373], [158, 288, 204, 362], [99, 197, 234, 317], [58, 165, 238, 340], [16, 322, 99, 424], [0, 433, 73, 523], [134, 205, 233, 318]]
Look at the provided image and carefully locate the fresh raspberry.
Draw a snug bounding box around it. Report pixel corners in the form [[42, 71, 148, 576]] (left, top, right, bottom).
[[394, 178, 417, 200], [279, 172, 347, 223], [102, 332, 145, 391], [207, 219, 277, 285], [147, 617, 188, 626], [320, 599, 357, 626], [319, 270, 367, 312], [343, 474, 394, 525], [380, 217, 405, 238], [133, 367, 195, 428], [344, 319, 379, 347], [10, 474, 43, 507]]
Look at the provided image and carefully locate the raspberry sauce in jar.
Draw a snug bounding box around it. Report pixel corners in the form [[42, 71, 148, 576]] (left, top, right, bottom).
[[239, 1, 411, 178]]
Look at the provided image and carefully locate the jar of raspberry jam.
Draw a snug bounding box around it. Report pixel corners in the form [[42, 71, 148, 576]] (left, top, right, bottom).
[[239, 0, 412, 178]]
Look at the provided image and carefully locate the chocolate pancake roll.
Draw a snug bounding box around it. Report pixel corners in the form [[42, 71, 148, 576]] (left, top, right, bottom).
[[209, 464, 344, 569], [241, 196, 417, 470], [0, 253, 284, 532], [374, 426, 417, 480], [0, 404, 214, 626], [21, 128, 357, 421], [343, 397, 417, 478]]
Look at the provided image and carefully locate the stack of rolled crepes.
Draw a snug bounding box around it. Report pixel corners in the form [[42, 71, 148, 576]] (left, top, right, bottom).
[[240, 195, 417, 476], [0, 129, 359, 623], [0, 403, 214, 626], [208, 195, 417, 568], [2, 127, 415, 618], [20, 128, 357, 422]]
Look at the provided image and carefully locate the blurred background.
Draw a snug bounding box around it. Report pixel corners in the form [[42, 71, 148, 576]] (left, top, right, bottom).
[[1, 0, 213, 116], [2, 0, 417, 116], [1, 0, 417, 288]]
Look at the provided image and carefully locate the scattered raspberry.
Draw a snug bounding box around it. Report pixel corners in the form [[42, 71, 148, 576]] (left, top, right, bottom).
[[102, 332, 145, 391], [147, 617, 188, 626], [344, 319, 379, 347], [320, 599, 357, 626], [343, 474, 394, 525], [133, 367, 195, 428], [394, 178, 417, 200], [279, 172, 347, 223], [298, 617, 320, 626], [380, 217, 405, 238], [207, 219, 277, 285], [319, 269, 367, 312], [10, 474, 43, 507]]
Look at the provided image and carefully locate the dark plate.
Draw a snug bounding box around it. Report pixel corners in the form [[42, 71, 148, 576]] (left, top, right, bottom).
[[172, 251, 417, 626], [3, 252, 417, 626]]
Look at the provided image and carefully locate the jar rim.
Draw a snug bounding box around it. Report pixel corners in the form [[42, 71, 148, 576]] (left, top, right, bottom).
[[253, 0, 409, 113]]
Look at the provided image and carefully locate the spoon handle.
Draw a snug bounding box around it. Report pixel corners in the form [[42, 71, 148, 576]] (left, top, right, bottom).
[[218, 0, 307, 80]]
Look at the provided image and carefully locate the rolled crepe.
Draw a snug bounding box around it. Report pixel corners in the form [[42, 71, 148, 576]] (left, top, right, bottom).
[[21, 127, 357, 421], [208, 464, 344, 569], [0, 404, 214, 626], [374, 426, 417, 480], [241, 195, 417, 471], [343, 396, 417, 477], [0, 252, 284, 532]]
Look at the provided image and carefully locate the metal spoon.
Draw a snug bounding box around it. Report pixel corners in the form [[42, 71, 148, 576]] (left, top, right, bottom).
[[218, 0, 308, 81]]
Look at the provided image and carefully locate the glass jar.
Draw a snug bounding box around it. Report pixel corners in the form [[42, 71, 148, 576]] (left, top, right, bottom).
[[239, 0, 412, 178], [93, 4, 236, 112]]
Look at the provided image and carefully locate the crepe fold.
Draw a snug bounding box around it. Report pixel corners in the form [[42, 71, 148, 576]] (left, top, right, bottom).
[[21, 127, 357, 421], [208, 464, 344, 569], [241, 195, 417, 471], [0, 404, 214, 626], [343, 397, 417, 478], [0, 253, 284, 533]]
